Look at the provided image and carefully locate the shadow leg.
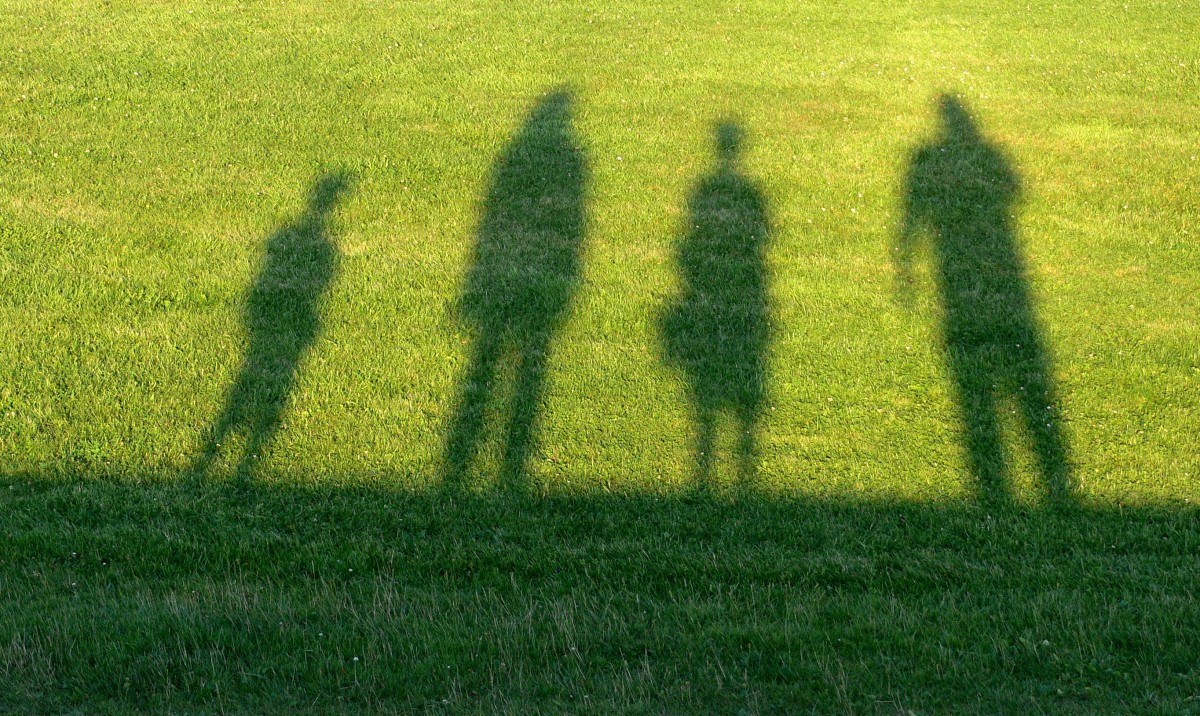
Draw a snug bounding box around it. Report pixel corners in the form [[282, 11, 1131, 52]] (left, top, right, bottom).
[[500, 336, 551, 490], [443, 333, 502, 486], [231, 384, 289, 483], [1016, 347, 1073, 507], [693, 404, 716, 487], [189, 377, 247, 480], [736, 406, 759, 484], [190, 418, 232, 480], [232, 418, 267, 482], [950, 346, 1010, 505]]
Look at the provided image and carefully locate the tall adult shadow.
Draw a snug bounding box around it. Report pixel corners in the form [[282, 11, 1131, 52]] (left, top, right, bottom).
[[662, 122, 771, 487], [442, 90, 588, 489], [896, 95, 1072, 506], [191, 173, 350, 480]]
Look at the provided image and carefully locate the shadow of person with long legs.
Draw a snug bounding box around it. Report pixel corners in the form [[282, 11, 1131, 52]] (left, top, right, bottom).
[[662, 122, 771, 488], [442, 90, 588, 490], [896, 95, 1071, 507], [192, 173, 350, 480]]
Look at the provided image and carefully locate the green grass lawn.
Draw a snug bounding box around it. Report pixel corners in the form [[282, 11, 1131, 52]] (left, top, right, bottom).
[[2, 0, 1198, 712]]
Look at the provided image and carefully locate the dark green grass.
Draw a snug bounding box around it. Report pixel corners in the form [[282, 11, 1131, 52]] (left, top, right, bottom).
[[4, 472, 1199, 714], [2, 0, 1199, 711]]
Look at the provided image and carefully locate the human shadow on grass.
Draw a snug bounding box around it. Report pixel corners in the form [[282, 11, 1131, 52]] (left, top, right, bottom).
[[896, 96, 1072, 507], [191, 173, 351, 481], [442, 90, 588, 490], [662, 122, 771, 488]]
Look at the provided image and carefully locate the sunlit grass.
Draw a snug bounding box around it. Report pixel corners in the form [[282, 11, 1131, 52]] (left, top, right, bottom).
[[1, 0, 1197, 711], [2, 1, 1196, 502]]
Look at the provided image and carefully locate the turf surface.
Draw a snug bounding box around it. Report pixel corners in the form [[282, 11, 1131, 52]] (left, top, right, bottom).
[[1, 0, 1197, 712]]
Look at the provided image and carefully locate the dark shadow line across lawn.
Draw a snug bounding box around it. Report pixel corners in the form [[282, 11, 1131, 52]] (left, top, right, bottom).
[[2, 467, 1198, 712]]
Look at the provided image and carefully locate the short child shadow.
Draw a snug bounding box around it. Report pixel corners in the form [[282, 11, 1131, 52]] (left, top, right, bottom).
[[191, 173, 350, 481], [896, 95, 1072, 507], [442, 90, 588, 490], [662, 122, 771, 488]]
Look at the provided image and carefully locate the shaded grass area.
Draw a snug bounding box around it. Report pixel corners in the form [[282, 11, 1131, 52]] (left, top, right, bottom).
[[3, 471, 1199, 714], [1, 0, 1198, 711]]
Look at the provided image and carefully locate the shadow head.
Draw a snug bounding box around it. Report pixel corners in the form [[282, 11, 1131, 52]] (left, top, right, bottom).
[[526, 88, 574, 136], [308, 171, 354, 217], [937, 95, 980, 145], [715, 122, 745, 166]]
